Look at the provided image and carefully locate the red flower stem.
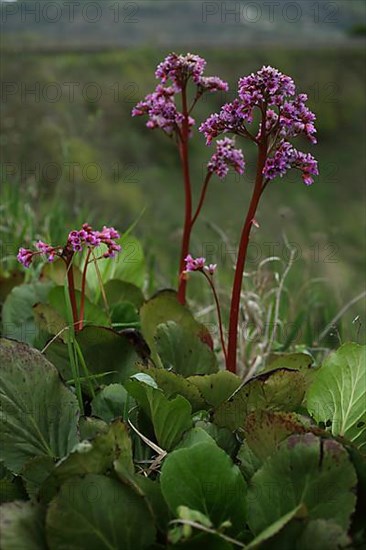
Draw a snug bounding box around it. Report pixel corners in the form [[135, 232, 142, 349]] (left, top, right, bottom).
[[66, 256, 79, 332], [191, 172, 212, 228], [177, 83, 193, 305], [202, 271, 228, 364], [78, 248, 92, 331], [227, 111, 268, 374]]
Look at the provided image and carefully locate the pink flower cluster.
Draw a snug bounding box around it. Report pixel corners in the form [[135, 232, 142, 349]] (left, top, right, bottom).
[[238, 66, 296, 116], [199, 65, 318, 185], [132, 85, 190, 135], [208, 137, 245, 179], [263, 142, 318, 186], [132, 52, 228, 136], [184, 254, 217, 275], [155, 53, 207, 90], [17, 224, 121, 268], [68, 224, 121, 258]]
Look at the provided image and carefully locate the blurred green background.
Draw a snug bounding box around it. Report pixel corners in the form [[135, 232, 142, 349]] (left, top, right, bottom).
[[1, 0, 365, 344]]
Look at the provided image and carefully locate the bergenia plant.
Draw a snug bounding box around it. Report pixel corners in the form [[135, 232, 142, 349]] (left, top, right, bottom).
[[134, 57, 318, 374], [132, 53, 232, 304], [17, 223, 121, 331], [200, 65, 318, 373]]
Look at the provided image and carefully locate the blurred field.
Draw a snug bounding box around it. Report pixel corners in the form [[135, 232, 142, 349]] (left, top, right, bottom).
[[1, 48, 365, 272]]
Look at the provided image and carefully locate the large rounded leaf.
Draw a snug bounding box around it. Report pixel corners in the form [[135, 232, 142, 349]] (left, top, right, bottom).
[[306, 343, 366, 450], [46, 474, 156, 549], [247, 433, 357, 534], [85, 235, 146, 298], [50, 420, 133, 486], [140, 290, 213, 363], [139, 366, 206, 412], [160, 440, 247, 534], [45, 326, 141, 389], [102, 279, 144, 310], [91, 384, 130, 422], [188, 371, 241, 407], [125, 374, 192, 450], [156, 321, 218, 376], [2, 282, 53, 345], [48, 286, 109, 328], [214, 368, 306, 431], [0, 339, 79, 473]]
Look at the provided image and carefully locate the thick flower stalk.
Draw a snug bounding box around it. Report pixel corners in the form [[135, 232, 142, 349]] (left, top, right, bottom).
[[18, 224, 121, 331], [132, 52, 229, 304], [200, 65, 318, 373]]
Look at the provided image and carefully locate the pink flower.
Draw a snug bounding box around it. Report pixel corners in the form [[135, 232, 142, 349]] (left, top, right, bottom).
[[183, 255, 217, 275], [208, 137, 245, 179], [197, 76, 229, 94], [17, 248, 33, 268], [205, 264, 217, 275], [263, 142, 318, 185], [155, 53, 207, 90]]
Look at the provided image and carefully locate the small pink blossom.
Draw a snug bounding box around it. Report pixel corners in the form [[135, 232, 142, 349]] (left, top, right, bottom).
[[184, 255, 217, 275], [208, 137, 245, 179]]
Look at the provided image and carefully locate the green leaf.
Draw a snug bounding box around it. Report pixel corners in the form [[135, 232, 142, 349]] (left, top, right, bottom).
[[0, 270, 24, 305], [86, 235, 146, 299], [0, 339, 79, 473], [46, 474, 156, 550], [110, 302, 139, 326], [295, 519, 350, 549], [176, 427, 216, 449], [21, 456, 56, 499], [195, 421, 239, 457], [139, 366, 206, 412], [247, 434, 357, 534], [51, 420, 133, 485], [126, 375, 192, 450], [33, 303, 68, 340], [188, 371, 241, 407], [155, 321, 218, 376], [102, 279, 144, 310], [160, 440, 247, 534], [48, 286, 110, 328], [2, 282, 53, 344], [91, 384, 130, 422], [243, 411, 307, 461], [265, 518, 351, 550], [246, 504, 306, 549], [237, 442, 262, 482], [265, 352, 314, 373], [214, 369, 306, 431], [0, 501, 47, 550], [140, 290, 212, 363], [45, 326, 141, 388], [78, 417, 108, 440], [134, 476, 172, 533], [306, 343, 366, 450], [39, 420, 135, 506]]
